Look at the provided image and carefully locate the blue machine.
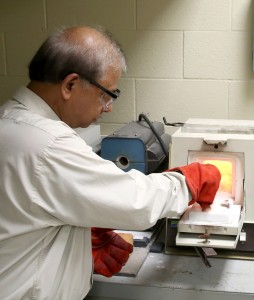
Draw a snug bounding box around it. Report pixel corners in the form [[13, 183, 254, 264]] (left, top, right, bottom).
[[100, 118, 171, 174]]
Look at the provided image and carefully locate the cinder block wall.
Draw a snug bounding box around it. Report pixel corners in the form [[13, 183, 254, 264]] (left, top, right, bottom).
[[0, 0, 253, 134]]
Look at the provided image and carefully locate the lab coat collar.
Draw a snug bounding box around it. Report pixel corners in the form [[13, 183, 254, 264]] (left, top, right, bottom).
[[12, 86, 60, 121]]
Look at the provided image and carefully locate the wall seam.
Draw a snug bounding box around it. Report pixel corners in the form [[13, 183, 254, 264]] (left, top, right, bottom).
[[3, 32, 7, 76], [43, 0, 48, 30]]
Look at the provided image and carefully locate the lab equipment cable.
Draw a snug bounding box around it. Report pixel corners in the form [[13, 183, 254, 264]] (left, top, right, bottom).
[[163, 117, 184, 127], [138, 113, 169, 164]]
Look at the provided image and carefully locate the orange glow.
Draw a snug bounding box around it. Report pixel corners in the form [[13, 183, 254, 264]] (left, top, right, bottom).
[[203, 159, 233, 194]]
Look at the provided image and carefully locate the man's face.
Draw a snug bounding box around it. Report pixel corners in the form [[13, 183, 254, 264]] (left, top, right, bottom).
[[61, 70, 121, 128]]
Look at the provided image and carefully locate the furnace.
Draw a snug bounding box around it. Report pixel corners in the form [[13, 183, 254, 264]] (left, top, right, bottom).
[[166, 118, 254, 255], [100, 114, 170, 174]]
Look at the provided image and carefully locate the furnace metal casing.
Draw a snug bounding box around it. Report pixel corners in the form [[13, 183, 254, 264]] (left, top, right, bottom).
[[166, 118, 254, 251], [100, 120, 171, 174]]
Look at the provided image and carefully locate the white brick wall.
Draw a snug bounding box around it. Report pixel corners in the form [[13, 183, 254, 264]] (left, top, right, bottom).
[[0, 0, 253, 134], [184, 31, 253, 80]]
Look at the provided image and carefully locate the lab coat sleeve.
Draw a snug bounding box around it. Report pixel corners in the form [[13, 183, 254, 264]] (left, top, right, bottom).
[[33, 133, 190, 230]]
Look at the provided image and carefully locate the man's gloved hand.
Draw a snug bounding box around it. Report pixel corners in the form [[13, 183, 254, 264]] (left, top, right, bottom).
[[168, 162, 221, 206], [91, 228, 133, 277]]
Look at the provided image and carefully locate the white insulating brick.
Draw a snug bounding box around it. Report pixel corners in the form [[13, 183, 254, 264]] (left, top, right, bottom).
[[47, 0, 136, 31], [117, 30, 183, 78], [228, 81, 254, 120], [232, 0, 254, 31], [184, 31, 254, 80], [136, 79, 228, 122], [0, 1, 45, 32], [137, 0, 230, 31]]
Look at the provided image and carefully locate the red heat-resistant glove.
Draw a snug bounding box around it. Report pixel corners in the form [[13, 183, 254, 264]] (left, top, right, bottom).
[[168, 162, 221, 206], [91, 228, 133, 277]]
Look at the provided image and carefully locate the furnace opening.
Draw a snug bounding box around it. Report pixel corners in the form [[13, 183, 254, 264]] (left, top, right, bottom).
[[201, 158, 234, 198], [188, 151, 244, 205]]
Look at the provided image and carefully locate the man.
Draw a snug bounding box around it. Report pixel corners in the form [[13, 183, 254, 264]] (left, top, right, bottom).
[[0, 26, 221, 299]]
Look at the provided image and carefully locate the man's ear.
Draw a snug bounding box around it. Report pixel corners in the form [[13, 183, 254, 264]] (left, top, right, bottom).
[[61, 73, 79, 100]]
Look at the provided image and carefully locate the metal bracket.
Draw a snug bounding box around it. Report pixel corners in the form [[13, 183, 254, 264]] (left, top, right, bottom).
[[194, 247, 212, 267]]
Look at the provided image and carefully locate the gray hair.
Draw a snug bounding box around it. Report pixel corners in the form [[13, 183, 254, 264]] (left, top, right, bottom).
[[28, 26, 127, 83]]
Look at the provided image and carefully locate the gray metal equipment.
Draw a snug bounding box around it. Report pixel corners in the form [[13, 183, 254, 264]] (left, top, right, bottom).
[[100, 115, 171, 175]]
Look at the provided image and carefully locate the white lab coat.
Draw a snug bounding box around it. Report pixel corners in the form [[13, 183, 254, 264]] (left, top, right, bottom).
[[0, 87, 190, 300]]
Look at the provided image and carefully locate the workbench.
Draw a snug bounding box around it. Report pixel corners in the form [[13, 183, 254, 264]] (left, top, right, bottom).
[[87, 247, 254, 300]]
